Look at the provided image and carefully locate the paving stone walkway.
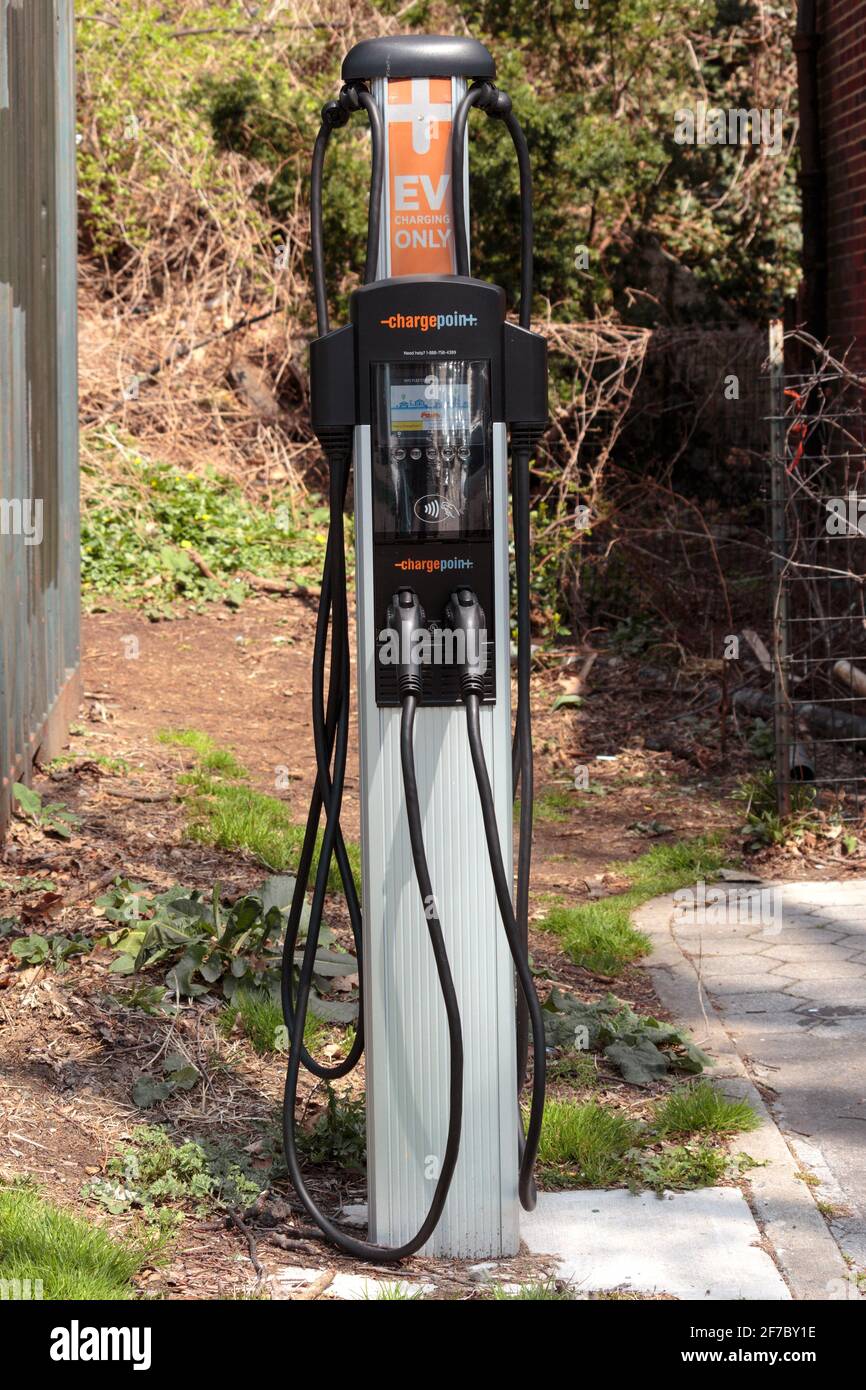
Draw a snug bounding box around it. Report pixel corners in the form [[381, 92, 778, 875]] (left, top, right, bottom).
[[667, 878, 866, 1271]]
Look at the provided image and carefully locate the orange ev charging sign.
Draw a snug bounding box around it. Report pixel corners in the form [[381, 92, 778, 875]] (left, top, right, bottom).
[[385, 78, 461, 277]]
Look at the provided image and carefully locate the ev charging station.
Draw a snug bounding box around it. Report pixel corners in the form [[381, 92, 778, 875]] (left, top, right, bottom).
[[281, 34, 548, 1261]]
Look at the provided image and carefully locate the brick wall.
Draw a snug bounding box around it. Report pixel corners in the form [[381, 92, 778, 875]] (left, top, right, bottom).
[[819, 1, 866, 361]]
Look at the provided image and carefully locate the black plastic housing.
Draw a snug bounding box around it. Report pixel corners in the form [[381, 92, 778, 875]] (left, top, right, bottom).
[[342, 35, 495, 81], [504, 323, 548, 427], [310, 325, 356, 434], [307, 274, 548, 707]]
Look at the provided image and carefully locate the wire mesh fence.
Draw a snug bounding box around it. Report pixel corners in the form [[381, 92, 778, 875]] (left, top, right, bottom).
[[767, 326, 866, 820]]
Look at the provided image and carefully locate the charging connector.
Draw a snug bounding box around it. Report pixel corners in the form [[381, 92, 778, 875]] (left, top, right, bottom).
[[445, 588, 486, 696], [386, 588, 427, 697]]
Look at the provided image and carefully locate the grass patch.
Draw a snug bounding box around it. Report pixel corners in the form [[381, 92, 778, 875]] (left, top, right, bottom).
[[221, 988, 326, 1054], [185, 778, 358, 889], [653, 1082, 760, 1139], [490, 1281, 574, 1301], [158, 728, 247, 778], [524, 788, 577, 824], [539, 835, 728, 975], [536, 1100, 639, 1188], [162, 727, 359, 891], [540, 899, 651, 975], [547, 1052, 599, 1088], [0, 1183, 148, 1299], [367, 1282, 425, 1301], [535, 1093, 749, 1196]]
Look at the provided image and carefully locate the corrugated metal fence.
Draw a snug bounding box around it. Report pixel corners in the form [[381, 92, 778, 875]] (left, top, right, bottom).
[[0, 0, 80, 837]]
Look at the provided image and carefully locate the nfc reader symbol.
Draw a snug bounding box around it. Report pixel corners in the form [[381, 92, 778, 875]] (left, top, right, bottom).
[[414, 495, 461, 524]]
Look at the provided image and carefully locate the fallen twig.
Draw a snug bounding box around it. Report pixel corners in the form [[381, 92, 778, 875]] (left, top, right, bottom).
[[293, 1270, 335, 1301], [228, 1208, 265, 1289]]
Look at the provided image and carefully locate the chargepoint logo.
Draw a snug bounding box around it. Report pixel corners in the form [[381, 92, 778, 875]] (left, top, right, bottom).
[[379, 311, 479, 331], [394, 556, 473, 573], [50, 1320, 152, 1371]]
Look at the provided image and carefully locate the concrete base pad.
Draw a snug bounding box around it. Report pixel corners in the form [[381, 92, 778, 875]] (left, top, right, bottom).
[[520, 1188, 791, 1300]]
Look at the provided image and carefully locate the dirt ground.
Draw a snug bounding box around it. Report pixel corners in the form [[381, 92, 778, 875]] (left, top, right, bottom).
[[1, 594, 863, 1298]]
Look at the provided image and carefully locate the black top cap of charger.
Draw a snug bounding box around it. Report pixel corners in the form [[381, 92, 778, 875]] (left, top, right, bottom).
[[342, 34, 496, 81]]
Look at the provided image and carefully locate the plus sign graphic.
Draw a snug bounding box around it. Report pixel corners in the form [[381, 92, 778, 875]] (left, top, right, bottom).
[[388, 79, 453, 154]]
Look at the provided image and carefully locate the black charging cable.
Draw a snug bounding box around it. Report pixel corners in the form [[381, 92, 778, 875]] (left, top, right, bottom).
[[452, 82, 534, 331], [310, 83, 385, 335], [452, 83, 540, 1101], [446, 590, 546, 1210], [282, 82, 385, 1083]]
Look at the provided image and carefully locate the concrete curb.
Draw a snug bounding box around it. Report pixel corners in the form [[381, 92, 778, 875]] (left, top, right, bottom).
[[633, 894, 853, 1301]]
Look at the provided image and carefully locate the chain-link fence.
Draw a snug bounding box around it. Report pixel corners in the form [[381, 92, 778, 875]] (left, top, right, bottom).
[[765, 327, 866, 819]]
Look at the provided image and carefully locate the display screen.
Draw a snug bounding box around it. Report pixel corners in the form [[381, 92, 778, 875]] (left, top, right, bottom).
[[371, 360, 492, 542], [389, 383, 472, 436]]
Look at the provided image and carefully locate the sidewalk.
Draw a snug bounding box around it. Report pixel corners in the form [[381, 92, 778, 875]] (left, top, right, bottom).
[[633, 878, 866, 1299]]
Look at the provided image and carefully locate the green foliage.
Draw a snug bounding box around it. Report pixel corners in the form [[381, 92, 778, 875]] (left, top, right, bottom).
[[76, 1, 798, 321], [298, 1086, 367, 1172], [544, 989, 712, 1085], [80, 431, 326, 610], [536, 1090, 751, 1194], [0, 877, 56, 895], [183, 777, 359, 895], [368, 1282, 426, 1301], [630, 1141, 730, 1194], [547, 1051, 599, 1088], [0, 1182, 149, 1299], [12, 784, 79, 839], [132, 1054, 201, 1109], [734, 769, 818, 847], [652, 1081, 760, 1137], [463, 0, 799, 318], [10, 932, 92, 972], [76, 1, 284, 260], [164, 727, 359, 893], [100, 872, 358, 1026], [85, 1125, 263, 1222], [185, 778, 305, 867], [98, 878, 283, 998], [533, 788, 579, 823], [617, 836, 729, 894], [608, 614, 663, 659], [747, 719, 776, 761]]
